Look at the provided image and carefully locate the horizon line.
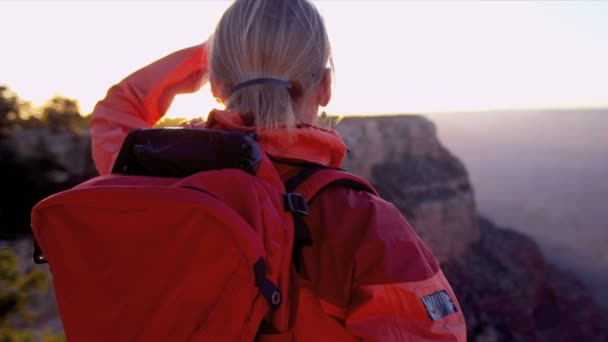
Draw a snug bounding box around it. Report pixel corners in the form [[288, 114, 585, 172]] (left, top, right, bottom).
[[327, 105, 608, 117]]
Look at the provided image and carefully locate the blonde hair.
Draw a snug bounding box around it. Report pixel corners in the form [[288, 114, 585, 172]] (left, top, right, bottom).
[[208, 0, 332, 130]]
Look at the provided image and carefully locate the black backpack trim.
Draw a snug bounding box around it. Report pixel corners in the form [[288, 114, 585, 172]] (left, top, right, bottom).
[[111, 128, 262, 177]]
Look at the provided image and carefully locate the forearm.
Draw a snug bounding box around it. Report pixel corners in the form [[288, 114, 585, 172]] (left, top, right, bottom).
[[90, 44, 208, 175]]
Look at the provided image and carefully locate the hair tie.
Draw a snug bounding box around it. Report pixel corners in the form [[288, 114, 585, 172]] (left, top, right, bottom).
[[230, 78, 292, 94]]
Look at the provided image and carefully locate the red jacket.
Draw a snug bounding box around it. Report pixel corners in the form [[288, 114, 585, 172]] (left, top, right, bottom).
[[90, 44, 466, 341]]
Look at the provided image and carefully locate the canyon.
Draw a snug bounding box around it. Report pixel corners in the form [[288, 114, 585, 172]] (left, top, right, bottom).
[[4, 111, 607, 340]]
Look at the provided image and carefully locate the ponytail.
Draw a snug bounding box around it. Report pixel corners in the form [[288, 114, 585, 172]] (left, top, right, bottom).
[[226, 83, 297, 130]]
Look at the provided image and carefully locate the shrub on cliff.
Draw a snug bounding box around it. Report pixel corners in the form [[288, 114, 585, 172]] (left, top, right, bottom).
[[0, 247, 65, 341], [0, 85, 90, 135]]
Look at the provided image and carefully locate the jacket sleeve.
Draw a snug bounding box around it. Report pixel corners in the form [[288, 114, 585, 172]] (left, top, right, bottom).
[[343, 196, 467, 341], [299, 188, 467, 341], [89, 44, 208, 175]]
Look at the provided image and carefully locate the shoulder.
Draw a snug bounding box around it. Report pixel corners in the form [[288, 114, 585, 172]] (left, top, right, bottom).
[[309, 185, 440, 283], [309, 184, 410, 239]]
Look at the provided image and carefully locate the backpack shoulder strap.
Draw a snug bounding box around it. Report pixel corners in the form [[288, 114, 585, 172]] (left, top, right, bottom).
[[283, 166, 378, 272], [285, 166, 378, 200]]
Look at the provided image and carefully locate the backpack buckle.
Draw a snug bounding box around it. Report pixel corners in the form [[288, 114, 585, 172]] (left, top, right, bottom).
[[33, 239, 47, 264], [284, 193, 309, 216], [254, 258, 282, 310]]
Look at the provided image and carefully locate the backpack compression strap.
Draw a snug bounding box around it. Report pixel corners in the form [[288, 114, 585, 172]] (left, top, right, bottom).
[[283, 166, 378, 272]]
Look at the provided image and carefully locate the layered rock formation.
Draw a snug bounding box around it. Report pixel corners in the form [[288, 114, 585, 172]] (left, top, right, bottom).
[[442, 217, 608, 341], [1, 130, 95, 238], [9, 129, 95, 182], [336, 115, 479, 262]]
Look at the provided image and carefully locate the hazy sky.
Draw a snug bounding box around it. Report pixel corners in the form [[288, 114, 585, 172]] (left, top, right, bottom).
[[2, 0, 608, 119]]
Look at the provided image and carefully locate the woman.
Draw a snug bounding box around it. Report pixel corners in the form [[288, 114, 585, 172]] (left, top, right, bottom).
[[90, 0, 466, 340]]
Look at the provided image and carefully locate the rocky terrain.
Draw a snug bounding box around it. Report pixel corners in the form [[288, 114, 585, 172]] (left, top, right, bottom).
[[443, 217, 607, 341], [337, 115, 479, 262], [2, 114, 607, 340]]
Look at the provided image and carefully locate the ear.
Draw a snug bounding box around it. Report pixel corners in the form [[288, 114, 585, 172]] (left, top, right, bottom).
[[210, 79, 228, 103], [318, 68, 332, 107]]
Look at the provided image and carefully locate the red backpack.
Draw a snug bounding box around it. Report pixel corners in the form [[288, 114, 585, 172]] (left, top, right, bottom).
[[31, 128, 375, 341]]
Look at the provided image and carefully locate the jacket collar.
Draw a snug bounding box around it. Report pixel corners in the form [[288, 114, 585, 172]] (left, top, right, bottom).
[[205, 109, 346, 168]]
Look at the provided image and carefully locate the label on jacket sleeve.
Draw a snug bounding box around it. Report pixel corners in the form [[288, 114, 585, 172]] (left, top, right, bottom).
[[421, 290, 458, 321]]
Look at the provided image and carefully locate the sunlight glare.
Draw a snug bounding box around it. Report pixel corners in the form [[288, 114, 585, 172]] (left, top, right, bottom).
[[166, 84, 221, 120]]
